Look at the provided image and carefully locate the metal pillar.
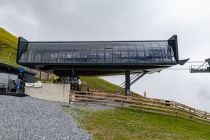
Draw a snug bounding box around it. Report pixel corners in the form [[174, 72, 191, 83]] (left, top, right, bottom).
[[125, 70, 130, 96]]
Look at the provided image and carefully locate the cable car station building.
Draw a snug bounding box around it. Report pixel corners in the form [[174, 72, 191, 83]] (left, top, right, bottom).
[[17, 35, 187, 95]]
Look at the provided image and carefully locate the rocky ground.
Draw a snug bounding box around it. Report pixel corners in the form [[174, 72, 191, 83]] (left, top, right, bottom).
[[0, 93, 91, 140]]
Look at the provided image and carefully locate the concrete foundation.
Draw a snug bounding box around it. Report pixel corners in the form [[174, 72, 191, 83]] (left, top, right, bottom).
[[25, 83, 70, 103]]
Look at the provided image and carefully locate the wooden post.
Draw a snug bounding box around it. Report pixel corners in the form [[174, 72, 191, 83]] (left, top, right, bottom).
[[144, 91, 147, 97]]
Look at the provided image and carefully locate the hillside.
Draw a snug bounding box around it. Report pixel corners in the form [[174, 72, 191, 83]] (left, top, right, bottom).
[[0, 27, 18, 66], [71, 107, 210, 140], [81, 77, 124, 94]]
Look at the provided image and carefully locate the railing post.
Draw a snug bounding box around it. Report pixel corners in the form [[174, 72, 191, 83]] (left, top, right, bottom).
[[86, 92, 88, 105], [204, 112, 207, 119], [69, 90, 75, 104], [120, 96, 123, 107]]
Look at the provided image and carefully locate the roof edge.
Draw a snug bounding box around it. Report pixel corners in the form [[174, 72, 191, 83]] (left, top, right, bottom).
[[17, 37, 28, 64], [168, 35, 179, 62]]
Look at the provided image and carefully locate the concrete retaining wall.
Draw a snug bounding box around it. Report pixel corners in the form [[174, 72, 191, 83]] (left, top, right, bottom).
[[25, 83, 70, 103]]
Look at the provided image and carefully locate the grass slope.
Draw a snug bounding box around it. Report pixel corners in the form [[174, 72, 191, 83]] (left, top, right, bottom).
[[80, 76, 141, 96], [81, 77, 124, 94], [0, 27, 18, 66], [76, 107, 210, 140]]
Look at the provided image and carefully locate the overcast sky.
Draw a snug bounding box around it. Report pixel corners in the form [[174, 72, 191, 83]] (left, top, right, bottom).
[[1, 0, 210, 111]]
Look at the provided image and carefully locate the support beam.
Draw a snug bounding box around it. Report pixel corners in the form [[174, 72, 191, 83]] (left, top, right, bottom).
[[124, 72, 147, 96], [125, 70, 130, 96], [118, 73, 139, 88], [130, 72, 147, 86]]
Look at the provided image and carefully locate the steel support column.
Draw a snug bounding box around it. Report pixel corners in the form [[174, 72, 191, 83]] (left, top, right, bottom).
[[125, 70, 130, 96]]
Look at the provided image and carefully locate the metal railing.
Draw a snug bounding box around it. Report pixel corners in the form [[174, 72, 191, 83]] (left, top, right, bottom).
[[190, 65, 210, 73]]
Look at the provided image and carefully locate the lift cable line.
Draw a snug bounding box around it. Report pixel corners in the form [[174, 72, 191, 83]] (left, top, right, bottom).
[[115, 59, 207, 93], [165, 60, 208, 71], [186, 61, 205, 63], [166, 68, 189, 71]]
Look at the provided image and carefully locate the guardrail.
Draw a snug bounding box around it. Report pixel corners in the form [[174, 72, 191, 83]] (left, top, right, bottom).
[[70, 91, 210, 124]]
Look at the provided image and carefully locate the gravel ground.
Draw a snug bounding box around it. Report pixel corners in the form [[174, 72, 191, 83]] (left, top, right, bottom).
[[0, 94, 91, 140]]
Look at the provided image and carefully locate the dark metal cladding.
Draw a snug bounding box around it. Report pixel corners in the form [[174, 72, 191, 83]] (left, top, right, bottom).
[[168, 35, 179, 61], [17, 35, 180, 76], [16, 37, 28, 64]]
